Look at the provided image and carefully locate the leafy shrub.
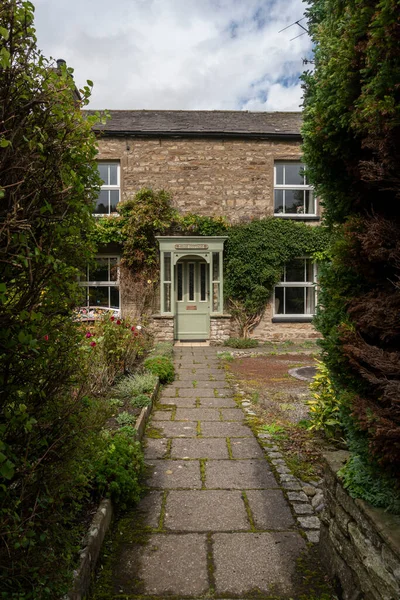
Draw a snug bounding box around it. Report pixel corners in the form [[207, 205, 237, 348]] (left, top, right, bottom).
[[223, 337, 259, 349], [94, 427, 144, 508], [307, 361, 342, 438], [152, 341, 174, 359], [143, 355, 175, 384], [131, 393, 152, 408], [113, 372, 158, 399], [338, 454, 400, 515], [116, 411, 136, 426]]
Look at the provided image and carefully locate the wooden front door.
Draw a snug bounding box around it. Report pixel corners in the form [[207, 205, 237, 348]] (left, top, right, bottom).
[[175, 259, 210, 340]]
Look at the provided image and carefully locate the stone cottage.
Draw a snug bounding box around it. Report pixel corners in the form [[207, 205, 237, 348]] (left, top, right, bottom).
[[81, 110, 322, 343]]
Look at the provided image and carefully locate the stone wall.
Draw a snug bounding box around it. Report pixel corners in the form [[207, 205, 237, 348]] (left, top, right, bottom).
[[319, 451, 400, 600], [149, 315, 174, 343], [97, 136, 315, 222], [210, 315, 232, 344], [98, 135, 321, 342], [252, 301, 321, 341]]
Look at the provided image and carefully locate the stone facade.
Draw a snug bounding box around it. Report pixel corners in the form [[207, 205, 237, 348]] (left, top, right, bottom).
[[320, 451, 400, 600], [149, 315, 175, 343], [95, 112, 321, 342], [97, 137, 315, 223], [210, 315, 233, 344]]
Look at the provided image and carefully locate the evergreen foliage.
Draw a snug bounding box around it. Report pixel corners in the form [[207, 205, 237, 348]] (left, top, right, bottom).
[[302, 0, 400, 502], [0, 2, 109, 594]]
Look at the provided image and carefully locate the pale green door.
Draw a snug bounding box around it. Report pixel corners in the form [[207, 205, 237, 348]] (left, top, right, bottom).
[[175, 259, 210, 340]]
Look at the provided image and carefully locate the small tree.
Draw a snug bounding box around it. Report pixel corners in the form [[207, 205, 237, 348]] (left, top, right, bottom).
[[0, 1, 103, 594]]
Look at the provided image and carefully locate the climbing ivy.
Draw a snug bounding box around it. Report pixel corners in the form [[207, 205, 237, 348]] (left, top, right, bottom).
[[91, 189, 330, 335], [224, 218, 330, 335]]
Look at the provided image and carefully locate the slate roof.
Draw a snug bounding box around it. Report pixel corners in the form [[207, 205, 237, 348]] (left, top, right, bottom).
[[88, 110, 302, 139]]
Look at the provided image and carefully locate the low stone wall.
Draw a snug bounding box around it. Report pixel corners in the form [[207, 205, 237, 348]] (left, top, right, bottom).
[[150, 315, 175, 342], [210, 314, 232, 344], [319, 451, 400, 600]]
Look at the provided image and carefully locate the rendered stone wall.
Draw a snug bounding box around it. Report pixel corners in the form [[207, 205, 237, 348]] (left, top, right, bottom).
[[97, 136, 310, 222], [319, 451, 400, 600]]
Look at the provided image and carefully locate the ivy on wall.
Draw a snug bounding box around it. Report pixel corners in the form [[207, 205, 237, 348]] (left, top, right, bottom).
[[89, 188, 330, 335]]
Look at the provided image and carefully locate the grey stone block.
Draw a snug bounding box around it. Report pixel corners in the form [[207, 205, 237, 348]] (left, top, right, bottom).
[[171, 438, 229, 459], [246, 489, 295, 530], [201, 422, 253, 437], [164, 490, 250, 531], [297, 516, 320, 529], [213, 532, 305, 596], [114, 534, 209, 596], [175, 408, 221, 421], [206, 459, 276, 489], [146, 459, 201, 489], [230, 438, 265, 459]]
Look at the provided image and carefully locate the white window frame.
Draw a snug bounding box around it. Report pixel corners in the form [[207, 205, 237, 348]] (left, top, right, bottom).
[[274, 258, 317, 318], [274, 162, 316, 217], [79, 255, 120, 310], [94, 162, 120, 216]]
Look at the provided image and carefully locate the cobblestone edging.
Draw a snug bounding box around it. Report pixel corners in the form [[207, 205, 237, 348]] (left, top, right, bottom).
[[67, 381, 160, 600], [232, 383, 324, 545]]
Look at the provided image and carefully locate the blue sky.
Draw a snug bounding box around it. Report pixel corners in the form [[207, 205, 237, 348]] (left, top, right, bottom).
[[33, 0, 312, 111]]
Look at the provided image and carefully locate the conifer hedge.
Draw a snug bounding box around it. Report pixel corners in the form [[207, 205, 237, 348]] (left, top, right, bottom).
[[302, 0, 400, 501]]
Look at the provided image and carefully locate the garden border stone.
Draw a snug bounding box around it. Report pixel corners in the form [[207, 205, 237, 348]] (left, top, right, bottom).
[[67, 380, 160, 600]]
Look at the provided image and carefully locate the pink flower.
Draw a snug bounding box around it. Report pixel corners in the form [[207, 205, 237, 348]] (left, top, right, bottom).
[[116, 319, 121, 325], [44, 335, 49, 341], [85, 332, 92, 338], [90, 341, 96, 347]]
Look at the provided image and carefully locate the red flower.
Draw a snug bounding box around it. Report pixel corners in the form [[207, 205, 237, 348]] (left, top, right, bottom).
[[44, 335, 49, 341], [90, 341, 96, 347], [134, 332, 138, 337], [85, 332, 92, 338], [110, 316, 115, 321], [131, 326, 136, 332], [116, 319, 121, 325]]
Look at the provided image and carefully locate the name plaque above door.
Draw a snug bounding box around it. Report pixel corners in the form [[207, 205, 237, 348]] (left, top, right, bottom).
[[175, 244, 209, 250]]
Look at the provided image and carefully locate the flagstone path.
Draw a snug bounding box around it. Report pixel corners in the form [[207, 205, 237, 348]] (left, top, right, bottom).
[[92, 346, 327, 599]]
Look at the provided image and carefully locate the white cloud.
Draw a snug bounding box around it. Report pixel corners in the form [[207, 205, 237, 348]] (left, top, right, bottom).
[[33, 0, 312, 111]]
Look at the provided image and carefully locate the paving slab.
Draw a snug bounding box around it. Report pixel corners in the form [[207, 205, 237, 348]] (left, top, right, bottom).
[[126, 490, 163, 529], [201, 421, 253, 437], [177, 372, 215, 381], [221, 408, 245, 421], [229, 438, 265, 459], [114, 534, 209, 596], [144, 438, 169, 459], [151, 410, 173, 421], [171, 438, 229, 459], [151, 420, 198, 438], [175, 407, 221, 421], [164, 490, 250, 531], [159, 387, 180, 397], [170, 381, 229, 389], [245, 489, 296, 530], [146, 459, 201, 489], [199, 396, 237, 408], [205, 459, 277, 489], [213, 532, 306, 596], [158, 395, 197, 407]]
